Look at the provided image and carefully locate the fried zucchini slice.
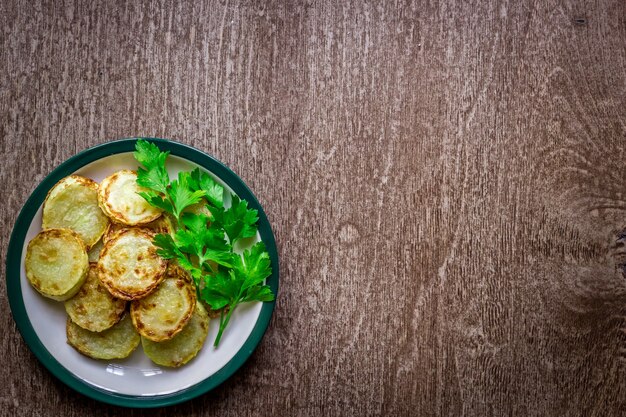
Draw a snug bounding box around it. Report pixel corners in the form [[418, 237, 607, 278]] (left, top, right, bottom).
[[88, 238, 104, 262], [42, 175, 109, 249], [25, 229, 89, 301], [103, 215, 174, 244], [65, 263, 126, 332], [97, 228, 167, 300], [67, 314, 140, 359], [98, 170, 162, 226], [130, 265, 195, 342], [142, 302, 209, 367]]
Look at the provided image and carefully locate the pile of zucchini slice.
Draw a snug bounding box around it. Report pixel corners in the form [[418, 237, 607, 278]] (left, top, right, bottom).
[[25, 172, 209, 366]]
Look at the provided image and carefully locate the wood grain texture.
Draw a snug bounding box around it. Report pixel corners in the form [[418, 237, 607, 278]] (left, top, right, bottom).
[[1, 0, 625, 416]]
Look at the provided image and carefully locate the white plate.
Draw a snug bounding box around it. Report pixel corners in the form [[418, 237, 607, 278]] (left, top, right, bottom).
[[6, 139, 279, 407]]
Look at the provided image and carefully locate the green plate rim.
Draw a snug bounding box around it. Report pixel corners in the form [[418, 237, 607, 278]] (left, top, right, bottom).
[[5, 138, 279, 408]]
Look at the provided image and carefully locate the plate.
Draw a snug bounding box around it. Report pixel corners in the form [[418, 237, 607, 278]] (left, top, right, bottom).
[[5, 138, 279, 408]]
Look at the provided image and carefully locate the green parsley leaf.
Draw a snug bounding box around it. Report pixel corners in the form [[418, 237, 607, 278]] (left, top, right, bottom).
[[236, 242, 272, 291], [134, 141, 204, 222], [152, 233, 179, 260], [137, 191, 174, 215], [173, 220, 235, 268], [203, 270, 237, 299], [134, 140, 170, 194], [241, 285, 275, 303], [201, 291, 230, 310], [190, 168, 224, 208], [168, 171, 206, 219], [203, 245, 274, 346], [153, 233, 203, 280], [180, 212, 211, 234], [208, 196, 258, 243]]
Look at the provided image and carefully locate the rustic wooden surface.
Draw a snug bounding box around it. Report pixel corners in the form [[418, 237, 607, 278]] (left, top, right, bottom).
[[1, 0, 625, 416]]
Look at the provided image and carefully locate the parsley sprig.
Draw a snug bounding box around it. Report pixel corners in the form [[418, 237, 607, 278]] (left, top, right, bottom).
[[134, 140, 275, 347]]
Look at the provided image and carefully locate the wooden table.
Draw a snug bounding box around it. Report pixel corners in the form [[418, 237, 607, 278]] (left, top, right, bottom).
[[1, 1, 625, 415]]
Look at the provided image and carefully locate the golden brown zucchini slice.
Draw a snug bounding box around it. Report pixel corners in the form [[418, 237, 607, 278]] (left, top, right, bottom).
[[64, 263, 126, 332], [141, 301, 209, 367], [97, 228, 167, 300], [42, 175, 109, 249], [25, 228, 89, 301], [97, 170, 162, 226], [66, 314, 140, 359], [130, 265, 196, 342]]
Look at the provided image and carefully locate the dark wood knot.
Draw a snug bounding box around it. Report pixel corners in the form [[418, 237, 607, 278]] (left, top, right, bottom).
[[613, 231, 626, 278]]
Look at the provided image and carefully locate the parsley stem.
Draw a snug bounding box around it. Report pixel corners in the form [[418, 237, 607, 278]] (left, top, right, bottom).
[[214, 303, 236, 347]]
